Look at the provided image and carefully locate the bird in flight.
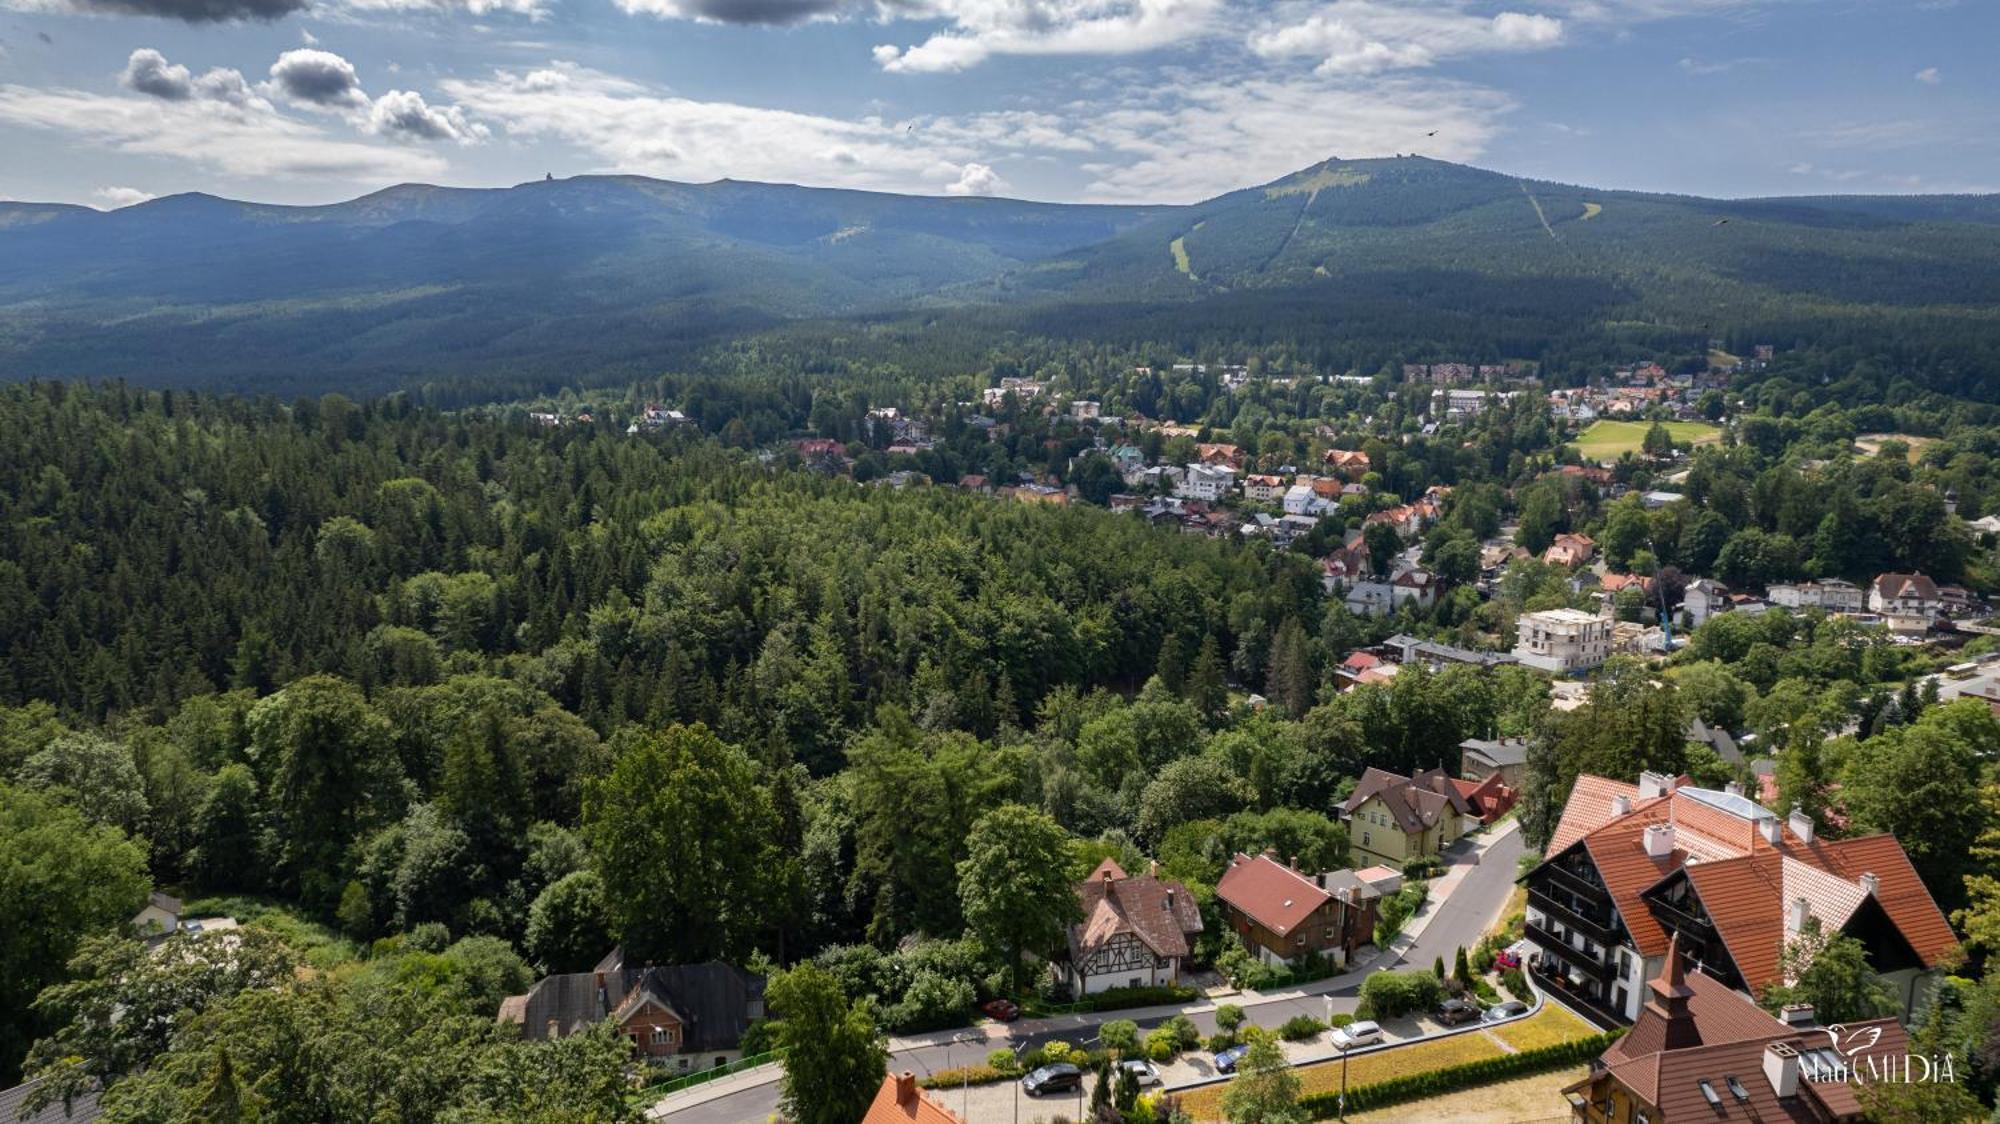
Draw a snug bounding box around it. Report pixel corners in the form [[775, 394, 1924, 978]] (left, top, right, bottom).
[[1712, 218, 1730, 226], [1425, 130, 1438, 137]]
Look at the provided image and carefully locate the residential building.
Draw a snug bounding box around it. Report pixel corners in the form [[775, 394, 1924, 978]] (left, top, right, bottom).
[[1382, 633, 1517, 670], [1059, 858, 1204, 996], [1195, 443, 1243, 467], [1344, 581, 1396, 618], [1543, 533, 1597, 568], [1460, 736, 1530, 788], [1070, 400, 1101, 420], [1215, 852, 1380, 968], [1284, 482, 1330, 517], [1767, 579, 1865, 614], [1174, 463, 1236, 502], [1681, 579, 1729, 627], [1322, 449, 1371, 480], [500, 953, 766, 1066], [1563, 937, 1907, 1123], [1241, 474, 1287, 503], [1338, 767, 1477, 867], [1515, 608, 1614, 674], [133, 891, 181, 936], [1318, 532, 1372, 593], [863, 1072, 963, 1124], [1523, 773, 1955, 1025], [1868, 573, 1942, 617]]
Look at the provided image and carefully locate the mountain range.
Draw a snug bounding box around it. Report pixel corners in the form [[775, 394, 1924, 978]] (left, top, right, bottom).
[[4, 156, 2000, 394]]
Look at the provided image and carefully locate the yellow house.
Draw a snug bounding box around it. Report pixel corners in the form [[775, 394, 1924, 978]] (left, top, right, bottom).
[[1337, 767, 1473, 868]]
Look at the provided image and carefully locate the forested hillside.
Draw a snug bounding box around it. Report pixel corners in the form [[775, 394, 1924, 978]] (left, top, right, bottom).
[[5, 158, 2000, 401]]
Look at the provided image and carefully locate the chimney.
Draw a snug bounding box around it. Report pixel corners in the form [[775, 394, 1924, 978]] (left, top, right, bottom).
[[894, 1072, 918, 1106], [1780, 1003, 1817, 1028], [1611, 794, 1633, 818], [1316, 871, 1328, 889], [1788, 897, 1811, 933], [1638, 771, 1676, 799], [1759, 816, 1782, 845], [1788, 804, 1815, 845], [1860, 873, 1880, 897], [1725, 781, 1744, 797], [1289, 854, 1301, 871], [1764, 1043, 1800, 1099], [1148, 859, 1159, 879], [1643, 823, 1677, 859], [1102, 866, 1114, 883]]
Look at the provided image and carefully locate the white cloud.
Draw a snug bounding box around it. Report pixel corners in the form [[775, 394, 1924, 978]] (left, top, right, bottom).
[[946, 161, 1003, 195], [93, 186, 156, 208], [268, 47, 368, 107], [442, 62, 984, 191], [873, 0, 1221, 73], [366, 88, 488, 143], [338, 0, 549, 18], [1915, 66, 1940, 84], [0, 80, 445, 181], [1248, 2, 1562, 76]]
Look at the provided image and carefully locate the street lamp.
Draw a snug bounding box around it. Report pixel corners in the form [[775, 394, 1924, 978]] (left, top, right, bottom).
[[1339, 1039, 1351, 1122], [954, 1034, 979, 1121], [1011, 1041, 1028, 1124]]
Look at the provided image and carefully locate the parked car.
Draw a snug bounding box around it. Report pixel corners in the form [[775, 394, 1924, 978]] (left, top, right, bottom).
[[981, 999, 1020, 1022], [1483, 1000, 1530, 1023], [1329, 1020, 1383, 1050], [1213, 1045, 1250, 1074], [1435, 998, 1482, 1026], [1119, 1060, 1163, 1087], [1022, 1063, 1083, 1096], [1494, 949, 1522, 970]]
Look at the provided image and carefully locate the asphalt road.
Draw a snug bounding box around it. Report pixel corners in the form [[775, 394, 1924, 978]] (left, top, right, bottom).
[[664, 825, 1526, 1124]]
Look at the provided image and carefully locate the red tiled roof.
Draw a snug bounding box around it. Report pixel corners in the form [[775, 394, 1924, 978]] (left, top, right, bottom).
[[1547, 775, 1642, 855], [1340, 767, 1470, 835], [863, 1073, 963, 1124], [1216, 853, 1329, 937]]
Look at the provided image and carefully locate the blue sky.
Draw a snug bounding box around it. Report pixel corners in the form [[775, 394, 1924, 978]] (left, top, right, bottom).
[[0, 0, 1992, 207]]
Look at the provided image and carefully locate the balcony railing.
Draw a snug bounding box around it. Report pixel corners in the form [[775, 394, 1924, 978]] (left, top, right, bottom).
[[1647, 898, 1716, 936], [1528, 887, 1620, 946], [1524, 920, 1610, 982], [1536, 862, 1610, 901]]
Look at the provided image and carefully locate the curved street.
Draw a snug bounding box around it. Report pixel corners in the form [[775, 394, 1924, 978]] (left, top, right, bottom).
[[658, 822, 1526, 1123]]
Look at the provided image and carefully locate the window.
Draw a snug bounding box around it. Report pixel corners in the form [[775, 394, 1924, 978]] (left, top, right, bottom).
[[1362, 832, 1371, 847], [651, 1027, 670, 1045], [1724, 1077, 1750, 1104], [1698, 1081, 1722, 1108]]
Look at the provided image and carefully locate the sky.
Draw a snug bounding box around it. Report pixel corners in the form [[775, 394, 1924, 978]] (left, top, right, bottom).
[[0, 0, 1992, 208]]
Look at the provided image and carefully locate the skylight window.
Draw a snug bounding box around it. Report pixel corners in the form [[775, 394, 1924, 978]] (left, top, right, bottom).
[[1698, 1080, 1722, 1107], [1725, 1076, 1750, 1103]]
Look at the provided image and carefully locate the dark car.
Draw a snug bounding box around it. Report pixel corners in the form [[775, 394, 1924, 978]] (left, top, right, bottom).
[[1022, 1063, 1083, 1096], [1435, 998, 1482, 1026], [1483, 999, 1530, 1023], [981, 999, 1020, 1022], [1213, 1045, 1250, 1074]]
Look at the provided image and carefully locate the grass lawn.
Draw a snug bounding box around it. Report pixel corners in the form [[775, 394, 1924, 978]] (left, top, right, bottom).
[[1178, 1006, 1600, 1121], [1491, 1003, 1595, 1052], [184, 895, 362, 970], [1573, 419, 1721, 461], [1347, 1067, 1588, 1123]]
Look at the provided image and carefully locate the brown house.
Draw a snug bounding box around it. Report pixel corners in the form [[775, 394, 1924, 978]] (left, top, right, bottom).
[[1565, 936, 1908, 1123], [1215, 852, 1379, 969], [499, 951, 765, 1065], [1060, 858, 1204, 996]]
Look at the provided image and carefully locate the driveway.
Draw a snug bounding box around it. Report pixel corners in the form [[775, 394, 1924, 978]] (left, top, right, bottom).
[[657, 822, 1525, 1123]]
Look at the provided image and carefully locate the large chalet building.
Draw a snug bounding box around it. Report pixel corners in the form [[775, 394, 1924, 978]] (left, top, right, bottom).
[[1058, 858, 1205, 995], [1215, 851, 1380, 969], [1523, 772, 1955, 1025], [1565, 935, 1910, 1123]]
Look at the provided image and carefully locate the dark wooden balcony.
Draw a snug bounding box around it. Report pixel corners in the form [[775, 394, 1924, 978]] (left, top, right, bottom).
[[1524, 919, 1611, 982], [1529, 887, 1620, 946]]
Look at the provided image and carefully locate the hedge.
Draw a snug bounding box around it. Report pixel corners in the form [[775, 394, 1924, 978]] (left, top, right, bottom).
[[1297, 1030, 1624, 1118], [919, 1065, 1011, 1089], [1068, 984, 1200, 1013]]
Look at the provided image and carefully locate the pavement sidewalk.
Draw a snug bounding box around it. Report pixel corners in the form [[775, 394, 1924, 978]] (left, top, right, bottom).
[[649, 819, 1523, 1118]]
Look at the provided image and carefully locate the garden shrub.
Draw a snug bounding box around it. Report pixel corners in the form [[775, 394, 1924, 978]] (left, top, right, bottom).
[[1278, 1015, 1326, 1041]]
